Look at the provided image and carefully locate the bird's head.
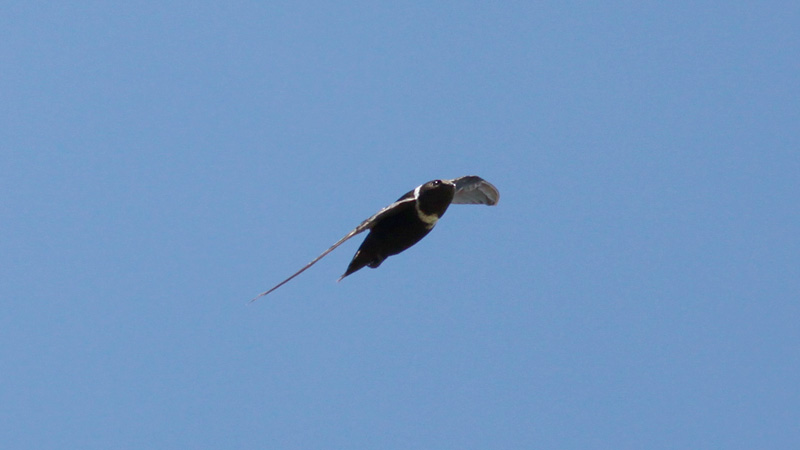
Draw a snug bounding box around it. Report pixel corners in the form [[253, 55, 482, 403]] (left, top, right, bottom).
[[414, 179, 456, 220]]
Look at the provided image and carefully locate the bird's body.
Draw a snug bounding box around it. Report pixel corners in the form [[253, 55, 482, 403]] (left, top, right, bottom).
[[251, 176, 498, 301], [342, 198, 431, 276], [342, 179, 455, 278]]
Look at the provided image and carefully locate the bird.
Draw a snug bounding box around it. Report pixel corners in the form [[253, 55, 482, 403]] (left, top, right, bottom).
[[251, 175, 499, 301]]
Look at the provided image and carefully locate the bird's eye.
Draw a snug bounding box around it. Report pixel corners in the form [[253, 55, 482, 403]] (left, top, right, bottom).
[[432, 180, 441, 185]]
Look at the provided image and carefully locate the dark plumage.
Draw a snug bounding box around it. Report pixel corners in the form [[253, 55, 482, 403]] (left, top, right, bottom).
[[251, 176, 499, 301], [341, 179, 455, 278]]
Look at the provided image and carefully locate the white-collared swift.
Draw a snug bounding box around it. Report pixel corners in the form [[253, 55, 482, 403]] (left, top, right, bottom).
[[251, 175, 499, 301]]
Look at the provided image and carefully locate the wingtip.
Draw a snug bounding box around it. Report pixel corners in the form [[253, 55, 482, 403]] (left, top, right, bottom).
[[248, 291, 268, 304], [249, 285, 282, 303]]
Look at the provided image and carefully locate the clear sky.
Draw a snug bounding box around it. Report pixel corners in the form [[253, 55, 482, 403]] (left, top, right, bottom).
[[2, 1, 799, 449]]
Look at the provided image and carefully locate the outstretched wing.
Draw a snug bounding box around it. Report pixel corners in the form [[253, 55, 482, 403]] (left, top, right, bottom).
[[450, 176, 500, 205], [250, 197, 416, 302]]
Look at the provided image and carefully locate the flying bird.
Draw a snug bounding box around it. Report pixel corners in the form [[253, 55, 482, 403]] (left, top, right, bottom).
[[251, 175, 499, 301]]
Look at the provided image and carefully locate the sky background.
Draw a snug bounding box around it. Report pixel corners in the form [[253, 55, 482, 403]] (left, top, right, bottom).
[[2, 1, 799, 449]]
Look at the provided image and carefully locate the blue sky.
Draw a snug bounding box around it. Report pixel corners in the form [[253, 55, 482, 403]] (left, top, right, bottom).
[[2, 1, 799, 448]]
